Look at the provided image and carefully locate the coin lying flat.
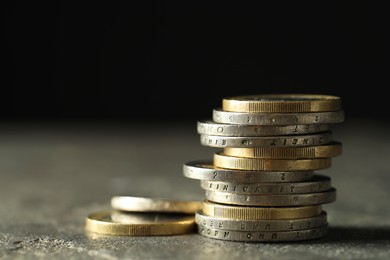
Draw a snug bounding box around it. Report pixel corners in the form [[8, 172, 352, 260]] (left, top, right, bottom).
[[197, 224, 329, 242], [200, 175, 331, 195], [202, 200, 322, 220], [213, 108, 345, 125], [222, 94, 342, 113], [196, 210, 328, 231], [205, 188, 337, 206], [111, 196, 202, 214], [85, 210, 196, 236], [200, 131, 332, 148], [183, 160, 315, 183], [197, 120, 330, 136], [213, 152, 332, 171], [223, 142, 342, 159]]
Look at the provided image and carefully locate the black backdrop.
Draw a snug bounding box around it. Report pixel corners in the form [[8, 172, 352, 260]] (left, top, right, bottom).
[[5, 2, 389, 123]]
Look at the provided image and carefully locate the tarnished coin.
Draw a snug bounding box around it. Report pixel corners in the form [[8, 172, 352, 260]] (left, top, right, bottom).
[[205, 188, 337, 206], [196, 210, 328, 231], [85, 210, 196, 236], [213, 152, 332, 171], [183, 160, 315, 183], [200, 175, 331, 194], [222, 94, 342, 113], [197, 120, 330, 136], [111, 196, 202, 214], [202, 200, 322, 220], [213, 108, 345, 125], [200, 131, 332, 148], [197, 224, 329, 242]]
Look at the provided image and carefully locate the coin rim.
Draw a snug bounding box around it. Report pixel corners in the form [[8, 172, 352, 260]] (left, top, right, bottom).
[[85, 210, 196, 236]]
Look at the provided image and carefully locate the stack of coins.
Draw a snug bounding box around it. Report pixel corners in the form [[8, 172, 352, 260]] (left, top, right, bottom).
[[183, 94, 344, 242]]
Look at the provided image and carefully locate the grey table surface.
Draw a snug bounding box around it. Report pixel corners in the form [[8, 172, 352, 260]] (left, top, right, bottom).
[[1, 118, 389, 260]]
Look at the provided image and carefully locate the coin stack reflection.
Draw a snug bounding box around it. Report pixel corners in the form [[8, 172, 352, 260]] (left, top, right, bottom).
[[183, 94, 344, 242]]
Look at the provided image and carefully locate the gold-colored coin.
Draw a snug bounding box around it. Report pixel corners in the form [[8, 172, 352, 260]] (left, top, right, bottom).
[[111, 196, 202, 214], [213, 152, 332, 171], [223, 142, 342, 159], [222, 94, 342, 113], [202, 200, 322, 220], [85, 210, 196, 236]]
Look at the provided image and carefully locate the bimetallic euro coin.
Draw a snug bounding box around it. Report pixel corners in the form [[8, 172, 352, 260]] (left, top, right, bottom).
[[85, 210, 196, 236]]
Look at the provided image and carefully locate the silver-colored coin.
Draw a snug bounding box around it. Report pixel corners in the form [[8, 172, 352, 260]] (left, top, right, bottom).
[[200, 131, 332, 148], [205, 188, 337, 206], [110, 196, 202, 214], [200, 175, 331, 194], [197, 224, 329, 242], [183, 160, 314, 183], [213, 108, 345, 125], [197, 120, 330, 136], [195, 210, 328, 231]]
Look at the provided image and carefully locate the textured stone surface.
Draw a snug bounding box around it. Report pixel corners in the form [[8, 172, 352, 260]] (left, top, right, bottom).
[[1, 118, 389, 260]]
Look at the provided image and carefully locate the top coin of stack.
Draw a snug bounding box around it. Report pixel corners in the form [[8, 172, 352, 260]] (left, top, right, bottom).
[[184, 93, 344, 242]]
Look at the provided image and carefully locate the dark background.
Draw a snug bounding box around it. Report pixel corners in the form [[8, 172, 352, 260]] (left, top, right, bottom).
[[5, 2, 389, 124]]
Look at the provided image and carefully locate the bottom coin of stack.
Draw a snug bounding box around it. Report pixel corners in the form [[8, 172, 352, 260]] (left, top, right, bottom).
[[183, 160, 333, 242], [85, 196, 202, 236]]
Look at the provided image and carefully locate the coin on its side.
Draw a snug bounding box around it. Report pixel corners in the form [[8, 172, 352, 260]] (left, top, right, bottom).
[[196, 210, 328, 231], [205, 188, 337, 206], [200, 174, 332, 194], [197, 120, 330, 136], [197, 224, 329, 242], [85, 210, 196, 236], [222, 94, 342, 113], [111, 196, 202, 214], [200, 131, 332, 148], [213, 108, 345, 125], [213, 152, 332, 171], [223, 142, 342, 159], [183, 160, 315, 183], [202, 200, 322, 220]]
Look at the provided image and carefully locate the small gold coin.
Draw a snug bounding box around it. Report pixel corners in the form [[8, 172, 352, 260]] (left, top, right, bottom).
[[85, 210, 196, 236], [111, 196, 202, 214], [222, 94, 342, 113], [223, 142, 342, 159], [213, 152, 332, 171]]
